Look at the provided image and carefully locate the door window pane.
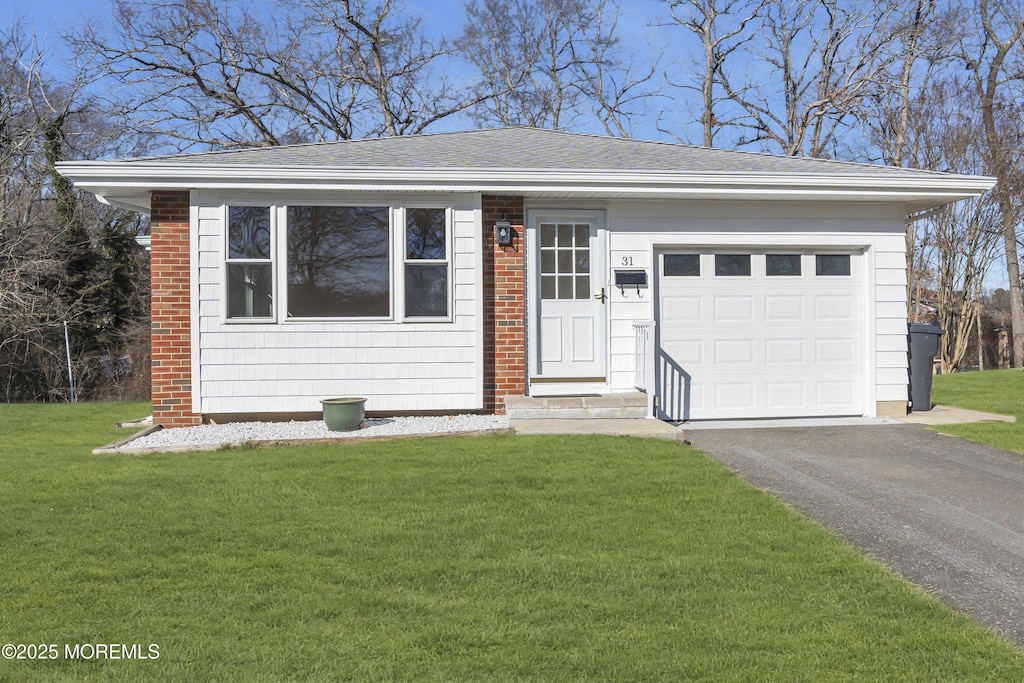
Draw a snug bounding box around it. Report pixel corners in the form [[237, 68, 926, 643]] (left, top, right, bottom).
[[766, 254, 802, 276], [664, 254, 700, 277], [715, 254, 751, 276], [287, 206, 390, 317], [816, 254, 851, 276], [541, 224, 556, 247]]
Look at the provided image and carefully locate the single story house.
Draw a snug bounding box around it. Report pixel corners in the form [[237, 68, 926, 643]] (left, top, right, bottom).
[[57, 128, 994, 427]]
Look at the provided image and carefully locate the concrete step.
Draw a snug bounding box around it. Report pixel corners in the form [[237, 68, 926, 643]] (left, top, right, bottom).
[[504, 392, 650, 420]]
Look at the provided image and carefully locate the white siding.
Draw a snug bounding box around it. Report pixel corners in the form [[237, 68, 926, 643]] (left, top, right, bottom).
[[192, 191, 482, 415], [593, 199, 909, 417]]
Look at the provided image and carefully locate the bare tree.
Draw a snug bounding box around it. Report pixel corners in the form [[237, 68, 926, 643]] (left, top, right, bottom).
[[458, 0, 657, 135], [932, 195, 1001, 372], [1, 20, 149, 402], [69, 0, 476, 148], [660, 0, 764, 147], [956, 0, 1024, 368], [718, 0, 900, 157]]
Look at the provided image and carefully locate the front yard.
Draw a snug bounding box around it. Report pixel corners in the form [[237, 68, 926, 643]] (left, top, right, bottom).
[[1, 402, 1022, 680], [931, 368, 1024, 454]]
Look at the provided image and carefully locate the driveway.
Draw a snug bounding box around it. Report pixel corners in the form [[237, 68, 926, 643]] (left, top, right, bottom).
[[685, 423, 1024, 648]]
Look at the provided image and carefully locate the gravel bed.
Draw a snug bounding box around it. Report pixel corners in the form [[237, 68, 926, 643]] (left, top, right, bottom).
[[121, 414, 512, 451]]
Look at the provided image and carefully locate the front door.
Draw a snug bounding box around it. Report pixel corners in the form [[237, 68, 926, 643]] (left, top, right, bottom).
[[532, 214, 607, 380]]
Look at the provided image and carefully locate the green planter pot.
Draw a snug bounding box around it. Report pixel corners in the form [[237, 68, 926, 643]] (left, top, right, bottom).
[[320, 397, 367, 432]]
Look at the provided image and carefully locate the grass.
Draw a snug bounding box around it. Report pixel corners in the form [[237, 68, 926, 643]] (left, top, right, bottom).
[[930, 368, 1024, 454], [2, 402, 1023, 680]]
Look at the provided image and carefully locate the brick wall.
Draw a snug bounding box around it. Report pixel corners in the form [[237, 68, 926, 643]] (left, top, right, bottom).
[[149, 190, 200, 427], [482, 195, 526, 413]]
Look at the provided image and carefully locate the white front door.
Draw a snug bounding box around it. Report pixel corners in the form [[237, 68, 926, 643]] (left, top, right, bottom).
[[532, 214, 607, 381]]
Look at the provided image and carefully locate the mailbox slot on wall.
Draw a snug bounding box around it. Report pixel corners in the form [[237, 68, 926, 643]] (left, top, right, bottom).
[[614, 270, 648, 297]]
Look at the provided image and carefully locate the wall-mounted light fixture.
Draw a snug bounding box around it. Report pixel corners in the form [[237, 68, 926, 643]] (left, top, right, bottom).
[[494, 218, 513, 247]]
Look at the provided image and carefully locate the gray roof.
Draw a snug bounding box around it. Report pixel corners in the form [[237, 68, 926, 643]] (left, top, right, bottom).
[[120, 127, 948, 178]]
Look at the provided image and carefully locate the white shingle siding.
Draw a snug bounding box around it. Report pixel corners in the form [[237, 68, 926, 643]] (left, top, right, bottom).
[[597, 199, 908, 416], [192, 191, 481, 415]]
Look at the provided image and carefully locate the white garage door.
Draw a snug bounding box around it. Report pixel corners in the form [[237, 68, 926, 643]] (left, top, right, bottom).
[[656, 251, 864, 421]]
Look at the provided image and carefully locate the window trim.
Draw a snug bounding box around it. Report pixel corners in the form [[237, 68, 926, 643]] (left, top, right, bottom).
[[221, 201, 460, 324], [224, 204, 276, 323], [401, 206, 453, 321]]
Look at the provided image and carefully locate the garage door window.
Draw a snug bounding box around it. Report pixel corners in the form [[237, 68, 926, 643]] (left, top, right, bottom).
[[715, 254, 751, 276], [816, 254, 851, 276], [766, 254, 802, 276], [663, 254, 700, 277]]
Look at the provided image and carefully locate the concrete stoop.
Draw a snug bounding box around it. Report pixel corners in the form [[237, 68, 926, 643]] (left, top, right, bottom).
[[504, 392, 649, 420]]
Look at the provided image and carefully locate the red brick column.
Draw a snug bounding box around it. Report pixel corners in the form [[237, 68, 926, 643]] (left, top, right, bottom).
[[482, 195, 527, 414], [150, 190, 200, 427]]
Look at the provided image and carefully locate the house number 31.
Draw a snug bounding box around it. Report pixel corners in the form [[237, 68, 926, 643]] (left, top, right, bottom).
[[621, 256, 634, 266]]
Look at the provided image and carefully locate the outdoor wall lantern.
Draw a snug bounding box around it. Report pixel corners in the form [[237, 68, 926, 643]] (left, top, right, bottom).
[[494, 218, 514, 247]]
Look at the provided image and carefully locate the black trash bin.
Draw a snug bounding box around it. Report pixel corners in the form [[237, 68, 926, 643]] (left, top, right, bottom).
[[908, 323, 944, 412]]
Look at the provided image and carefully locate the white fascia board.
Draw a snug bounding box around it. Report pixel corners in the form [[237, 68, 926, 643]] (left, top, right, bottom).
[[59, 163, 996, 208]]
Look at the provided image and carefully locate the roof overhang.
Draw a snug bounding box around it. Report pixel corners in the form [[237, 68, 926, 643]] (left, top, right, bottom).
[[57, 162, 997, 214]]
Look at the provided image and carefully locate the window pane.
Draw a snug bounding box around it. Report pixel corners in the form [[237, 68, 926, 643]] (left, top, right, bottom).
[[816, 254, 851, 276], [228, 206, 271, 259], [575, 276, 590, 300], [766, 254, 802, 276], [576, 251, 590, 274], [227, 264, 273, 318], [541, 275, 556, 300], [406, 208, 446, 260], [541, 224, 556, 247], [287, 206, 390, 317], [715, 254, 751, 276], [557, 224, 573, 247], [405, 264, 448, 317], [557, 275, 574, 299], [574, 224, 589, 247], [664, 254, 700, 277], [541, 250, 556, 274], [557, 250, 573, 274]]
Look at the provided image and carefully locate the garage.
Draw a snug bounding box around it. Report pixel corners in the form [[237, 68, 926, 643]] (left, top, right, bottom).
[[655, 250, 865, 421]]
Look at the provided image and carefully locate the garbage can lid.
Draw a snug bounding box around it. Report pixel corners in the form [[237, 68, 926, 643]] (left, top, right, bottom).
[[908, 323, 944, 335]]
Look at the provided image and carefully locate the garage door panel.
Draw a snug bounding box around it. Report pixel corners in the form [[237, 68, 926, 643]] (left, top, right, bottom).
[[765, 295, 805, 321], [713, 296, 755, 322], [814, 295, 856, 321], [814, 338, 857, 364], [715, 382, 756, 410], [662, 295, 703, 322], [765, 338, 806, 364], [714, 339, 755, 365], [816, 380, 857, 408], [766, 382, 806, 408], [658, 250, 864, 421]]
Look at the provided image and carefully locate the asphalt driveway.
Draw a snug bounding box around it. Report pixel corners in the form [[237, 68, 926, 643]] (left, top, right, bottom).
[[685, 423, 1024, 648]]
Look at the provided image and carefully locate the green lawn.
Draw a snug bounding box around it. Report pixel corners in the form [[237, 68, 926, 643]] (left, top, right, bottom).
[[930, 369, 1024, 454], [2, 402, 1023, 681]]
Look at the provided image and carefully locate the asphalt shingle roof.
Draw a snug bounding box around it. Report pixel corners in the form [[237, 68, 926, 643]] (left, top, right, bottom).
[[120, 127, 951, 178]]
